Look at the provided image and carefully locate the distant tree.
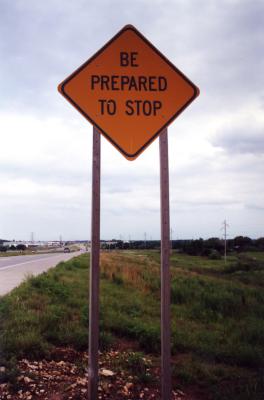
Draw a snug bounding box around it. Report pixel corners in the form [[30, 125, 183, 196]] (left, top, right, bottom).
[[208, 249, 222, 260], [116, 240, 123, 249], [234, 236, 252, 251], [202, 237, 224, 256], [0, 246, 7, 252], [227, 238, 234, 251], [255, 237, 264, 250], [206, 237, 223, 250], [183, 238, 204, 256], [16, 244, 27, 251]]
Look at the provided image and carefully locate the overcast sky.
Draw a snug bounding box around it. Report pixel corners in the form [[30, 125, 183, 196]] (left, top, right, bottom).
[[0, 0, 263, 241]]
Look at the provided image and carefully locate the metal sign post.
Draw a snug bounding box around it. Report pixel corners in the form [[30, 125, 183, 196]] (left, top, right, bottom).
[[88, 127, 101, 400], [58, 24, 199, 400], [159, 128, 171, 399]]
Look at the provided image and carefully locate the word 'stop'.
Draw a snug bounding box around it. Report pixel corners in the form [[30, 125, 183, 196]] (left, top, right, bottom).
[[58, 25, 199, 160]]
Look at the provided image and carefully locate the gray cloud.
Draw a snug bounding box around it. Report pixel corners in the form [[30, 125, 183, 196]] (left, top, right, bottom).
[[1, 0, 263, 117], [1, 0, 264, 239], [246, 204, 264, 211], [171, 199, 241, 208], [0, 0, 162, 114], [0, 161, 89, 186], [212, 126, 264, 154]]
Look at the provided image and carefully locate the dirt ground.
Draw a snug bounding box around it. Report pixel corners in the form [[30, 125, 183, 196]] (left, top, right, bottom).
[[0, 345, 203, 400]]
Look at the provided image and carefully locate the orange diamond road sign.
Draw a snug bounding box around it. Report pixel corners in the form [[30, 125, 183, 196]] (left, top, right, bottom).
[[58, 25, 199, 160]]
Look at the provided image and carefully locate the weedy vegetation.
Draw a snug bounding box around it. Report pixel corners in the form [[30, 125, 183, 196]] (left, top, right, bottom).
[[0, 251, 264, 399]]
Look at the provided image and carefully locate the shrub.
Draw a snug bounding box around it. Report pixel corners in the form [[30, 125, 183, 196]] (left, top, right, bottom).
[[208, 250, 222, 260]]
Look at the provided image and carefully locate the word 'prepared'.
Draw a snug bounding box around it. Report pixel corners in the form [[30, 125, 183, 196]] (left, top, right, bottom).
[[91, 52, 168, 117]]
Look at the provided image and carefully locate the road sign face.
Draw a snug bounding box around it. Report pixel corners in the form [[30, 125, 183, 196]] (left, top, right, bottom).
[[58, 25, 199, 160]]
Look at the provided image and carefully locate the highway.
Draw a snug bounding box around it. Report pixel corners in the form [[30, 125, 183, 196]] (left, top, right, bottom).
[[0, 252, 83, 296]]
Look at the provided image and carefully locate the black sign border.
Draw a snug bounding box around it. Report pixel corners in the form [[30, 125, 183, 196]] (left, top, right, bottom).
[[58, 24, 199, 160]]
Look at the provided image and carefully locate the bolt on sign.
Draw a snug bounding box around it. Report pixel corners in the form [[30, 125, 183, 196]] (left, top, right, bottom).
[[58, 25, 199, 160]]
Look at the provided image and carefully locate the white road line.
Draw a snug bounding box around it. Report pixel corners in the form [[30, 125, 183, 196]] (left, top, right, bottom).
[[0, 255, 66, 271]]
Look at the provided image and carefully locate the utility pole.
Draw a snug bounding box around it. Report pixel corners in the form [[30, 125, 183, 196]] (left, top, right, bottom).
[[144, 232, 147, 249], [222, 220, 229, 264], [31, 232, 34, 245]]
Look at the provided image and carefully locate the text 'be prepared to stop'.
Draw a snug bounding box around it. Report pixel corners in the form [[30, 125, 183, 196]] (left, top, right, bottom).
[[90, 52, 168, 117]]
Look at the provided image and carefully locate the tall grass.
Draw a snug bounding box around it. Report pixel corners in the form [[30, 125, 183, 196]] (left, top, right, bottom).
[[0, 251, 264, 399]]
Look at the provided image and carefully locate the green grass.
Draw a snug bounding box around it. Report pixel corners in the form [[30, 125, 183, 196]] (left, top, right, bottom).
[[0, 251, 264, 399], [108, 351, 154, 384], [0, 251, 33, 257]]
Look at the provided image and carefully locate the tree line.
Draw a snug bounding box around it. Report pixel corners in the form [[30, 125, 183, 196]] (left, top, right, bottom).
[[101, 236, 264, 257], [0, 243, 27, 252]]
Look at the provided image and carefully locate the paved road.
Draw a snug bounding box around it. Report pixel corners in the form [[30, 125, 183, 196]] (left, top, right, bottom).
[[0, 252, 83, 296]]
